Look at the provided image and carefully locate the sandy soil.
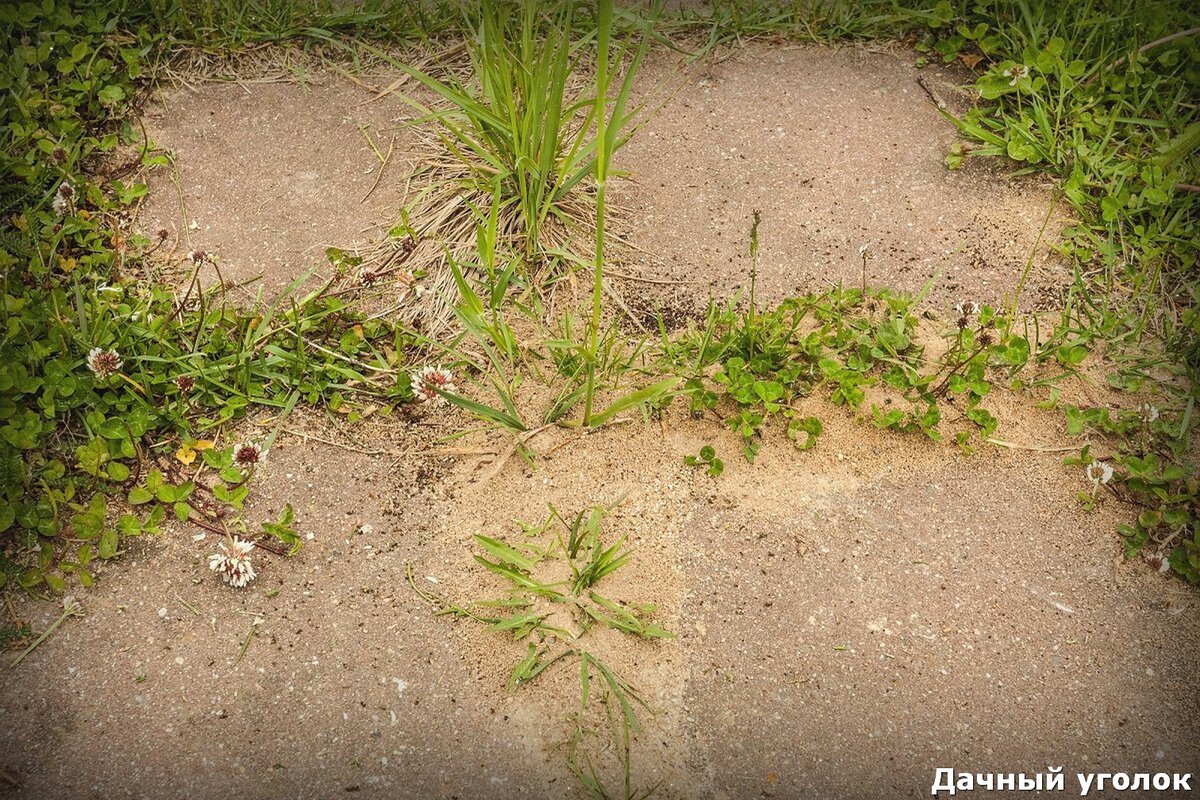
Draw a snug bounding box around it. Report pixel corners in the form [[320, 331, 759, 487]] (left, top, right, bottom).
[[4, 42, 1196, 800]]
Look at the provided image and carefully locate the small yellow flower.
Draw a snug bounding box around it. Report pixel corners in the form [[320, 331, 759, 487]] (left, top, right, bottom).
[[174, 439, 213, 466]]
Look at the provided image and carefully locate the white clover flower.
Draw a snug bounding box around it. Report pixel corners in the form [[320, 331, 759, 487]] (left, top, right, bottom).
[[87, 347, 123, 379], [411, 365, 456, 404], [233, 442, 263, 469], [62, 594, 82, 614], [1086, 459, 1114, 487], [857, 242, 871, 257], [52, 182, 74, 216], [208, 537, 257, 588], [953, 300, 981, 330], [186, 249, 208, 266], [1004, 64, 1030, 86], [954, 300, 980, 318], [1137, 403, 1160, 424], [357, 267, 381, 287]]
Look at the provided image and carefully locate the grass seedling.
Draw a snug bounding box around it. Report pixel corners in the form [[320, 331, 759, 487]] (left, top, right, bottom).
[[234, 616, 263, 664], [10, 596, 83, 667], [571, 650, 659, 800], [409, 504, 671, 794], [413, 239, 528, 434]]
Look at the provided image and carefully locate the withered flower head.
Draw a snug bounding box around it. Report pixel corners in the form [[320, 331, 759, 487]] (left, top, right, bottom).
[[953, 300, 980, 330], [233, 442, 262, 468], [208, 537, 257, 588], [397, 269, 417, 300], [52, 182, 75, 216]]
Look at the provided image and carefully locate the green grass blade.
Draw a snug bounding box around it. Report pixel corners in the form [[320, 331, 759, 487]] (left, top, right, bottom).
[[588, 377, 680, 426], [474, 533, 538, 573]]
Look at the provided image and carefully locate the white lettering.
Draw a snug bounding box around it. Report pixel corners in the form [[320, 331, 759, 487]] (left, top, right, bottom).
[[1047, 767, 1065, 791], [932, 769, 956, 795]]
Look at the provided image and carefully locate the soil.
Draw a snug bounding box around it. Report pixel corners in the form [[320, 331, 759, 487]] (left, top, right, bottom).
[[4, 42, 1196, 800]]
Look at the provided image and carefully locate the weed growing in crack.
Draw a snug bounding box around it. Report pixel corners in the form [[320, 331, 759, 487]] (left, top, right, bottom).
[[432, 258, 529, 433], [1058, 403, 1199, 581], [355, 0, 648, 264], [684, 445, 725, 477], [408, 503, 671, 798], [666, 280, 927, 458], [663, 208, 1123, 461]]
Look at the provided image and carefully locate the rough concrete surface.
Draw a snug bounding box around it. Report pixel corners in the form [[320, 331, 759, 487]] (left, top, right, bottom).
[[611, 44, 1070, 318]]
